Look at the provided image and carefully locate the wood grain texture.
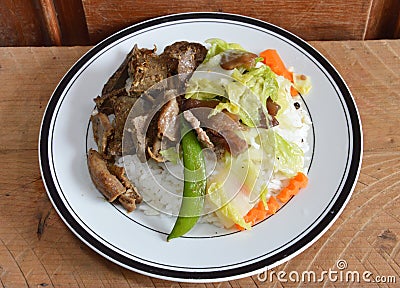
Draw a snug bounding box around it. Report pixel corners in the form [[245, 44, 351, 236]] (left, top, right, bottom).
[[0, 41, 399, 287], [53, 0, 90, 45], [0, 0, 46, 46], [365, 0, 400, 39], [37, 0, 62, 46], [82, 0, 373, 43]]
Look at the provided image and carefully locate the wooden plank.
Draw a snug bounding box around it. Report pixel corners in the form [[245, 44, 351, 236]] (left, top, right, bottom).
[[0, 0, 46, 46], [81, 0, 373, 43], [37, 0, 62, 46], [395, 12, 400, 38], [53, 0, 90, 45], [365, 0, 400, 39], [0, 46, 91, 150], [310, 40, 400, 152], [0, 41, 399, 286]]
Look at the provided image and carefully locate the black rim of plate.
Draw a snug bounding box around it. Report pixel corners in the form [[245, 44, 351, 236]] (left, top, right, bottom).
[[39, 12, 362, 281]]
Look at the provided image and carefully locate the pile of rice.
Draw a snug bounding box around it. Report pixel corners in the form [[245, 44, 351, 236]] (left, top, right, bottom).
[[119, 95, 311, 227]]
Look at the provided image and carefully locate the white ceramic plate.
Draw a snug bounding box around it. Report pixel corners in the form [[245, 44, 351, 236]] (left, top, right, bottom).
[[39, 13, 362, 282]]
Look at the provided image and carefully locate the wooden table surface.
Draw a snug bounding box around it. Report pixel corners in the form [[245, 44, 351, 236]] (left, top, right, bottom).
[[0, 40, 399, 287]]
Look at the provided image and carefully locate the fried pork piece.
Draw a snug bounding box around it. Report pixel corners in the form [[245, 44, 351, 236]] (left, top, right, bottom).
[[127, 45, 168, 95], [91, 112, 113, 155], [129, 114, 149, 162], [107, 96, 137, 156], [87, 149, 126, 202], [183, 110, 214, 149], [102, 47, 134, 95], [107, 163, 142, 212], [87, 149, 142, 212], [183, 104, 248, 156], [162, 41, 208, 76], [157, 95, 179, 142], [146, 90, 181, 162], [94, 87, 128, 115]]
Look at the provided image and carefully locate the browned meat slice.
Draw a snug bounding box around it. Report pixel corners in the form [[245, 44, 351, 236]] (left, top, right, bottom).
[[119, 190, 140, 212], [270, 116, 279, 127], [158, 96, 179, 142], [107, 163, 142, 212], [220, 130, 248, 156], [189, 108, 243, 133], [107, 96, 137, 156], [129, 114, 149, 162], [87, 149, 125, 202], [162, 41, 207, 76], [258, 106, 279, 129], [88, 149, 143, 212], [181, 98, 220, 111], [266, 97, 281, 116], [102, 47, 134, 95], [185, 107, 248, 156], [127, 45, 168, 95], [94, 87, 129, 115], [183, 110, 214, 149], [220, 50, 258, 70], [91, 112, 114, 155], [206, 129, 248, 157]]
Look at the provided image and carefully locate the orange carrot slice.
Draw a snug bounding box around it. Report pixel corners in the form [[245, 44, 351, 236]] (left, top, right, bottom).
[[267, 196, 280, 214], [235, 173, 308, 230], [260, 49, 298, 96]]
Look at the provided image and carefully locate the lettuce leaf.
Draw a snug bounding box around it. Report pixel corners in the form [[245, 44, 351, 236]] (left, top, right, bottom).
[[293, 73, 312, 95], [204, 38, 245, 63], [207, 182, 252, 230], [231, 65, 278, 104], [185, 77, 227, 100], [273, 132, 304, 177]]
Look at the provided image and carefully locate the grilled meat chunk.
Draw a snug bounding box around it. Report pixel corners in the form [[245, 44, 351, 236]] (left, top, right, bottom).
[[185, 108, 248, 156], [162, 41, 207, 76], [87, 149, 126, 202], [107, 163, 142, 212], [102, 47, 134, 95], [266, 97, 281, 117], [183, 110, 214, 149], [181, 98, 219, 111], [88, 149, 142, 212], [129, 114, 149, 162], [127, 45, 168, 95], [158, 95, 179, 142], [94, 87, 129, 115], [91, 112, 114, 155], [107, 96, 137, 156]]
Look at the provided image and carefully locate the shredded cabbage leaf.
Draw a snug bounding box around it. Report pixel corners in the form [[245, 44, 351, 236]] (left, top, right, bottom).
[[259, 130, 304, 177], [293, 73, 312, 95], [203, 38, 245, 63], [207, 182, 251, 230]]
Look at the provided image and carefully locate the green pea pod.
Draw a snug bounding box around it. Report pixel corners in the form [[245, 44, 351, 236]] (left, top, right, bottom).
[[167, 119, 206, 241]]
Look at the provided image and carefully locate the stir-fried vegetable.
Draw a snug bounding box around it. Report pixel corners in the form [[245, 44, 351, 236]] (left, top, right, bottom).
[[167, 119, 207, 241], [235, 172, 309, 230], [277, 172, 308, 203], [260, 49, 298, 96], [170, 39, 311, 236]]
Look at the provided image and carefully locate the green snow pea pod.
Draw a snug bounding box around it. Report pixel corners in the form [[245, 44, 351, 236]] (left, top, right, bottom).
[[167, 118, 206, 241]]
